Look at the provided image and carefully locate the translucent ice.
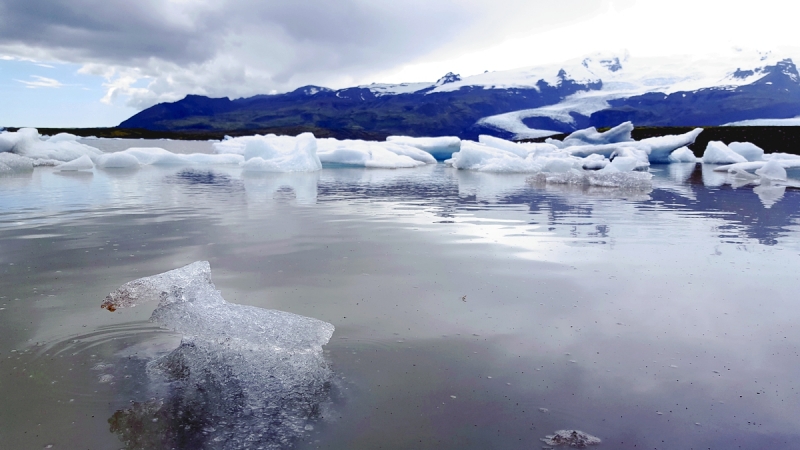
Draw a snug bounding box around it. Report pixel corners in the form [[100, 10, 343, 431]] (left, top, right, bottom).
[[530, 168, 653, 189], [102, 262, 335, 449], [0, 153, 34, 174]]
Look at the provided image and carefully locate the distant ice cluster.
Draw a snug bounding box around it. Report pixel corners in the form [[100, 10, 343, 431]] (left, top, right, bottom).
[[101, 261, 335, 449], [1, 123, 799, 198]]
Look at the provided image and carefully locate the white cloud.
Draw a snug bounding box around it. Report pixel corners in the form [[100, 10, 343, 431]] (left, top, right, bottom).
[[15, 75, 65, 88]]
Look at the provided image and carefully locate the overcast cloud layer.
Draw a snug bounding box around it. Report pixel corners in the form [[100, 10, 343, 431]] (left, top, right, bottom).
[[0, 0, 630, 109], [2, 0, 798, 114]]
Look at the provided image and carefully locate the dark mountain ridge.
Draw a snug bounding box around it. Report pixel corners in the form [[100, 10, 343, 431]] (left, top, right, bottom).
[[120, 58, 800, 140]]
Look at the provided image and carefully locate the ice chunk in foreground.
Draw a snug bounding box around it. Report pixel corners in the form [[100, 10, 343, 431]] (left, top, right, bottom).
[[102, 262, 335, 449], [728, 142, 765, 162], [702, 141, 747, 164], [541, 429, 601, 447], [0, 153, 34, 174], [57, 154, 94, 171], [386, 135, 461, 160]]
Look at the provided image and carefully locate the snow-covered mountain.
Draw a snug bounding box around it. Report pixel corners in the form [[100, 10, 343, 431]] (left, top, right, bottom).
[[120, 50, 800, 140]]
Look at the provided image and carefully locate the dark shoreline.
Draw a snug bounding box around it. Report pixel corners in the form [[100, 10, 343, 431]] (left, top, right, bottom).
[[5, 125, 800, 155]]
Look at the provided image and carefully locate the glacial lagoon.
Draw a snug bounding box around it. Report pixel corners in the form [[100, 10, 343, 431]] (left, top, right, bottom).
[[1, 149, 800, 449]]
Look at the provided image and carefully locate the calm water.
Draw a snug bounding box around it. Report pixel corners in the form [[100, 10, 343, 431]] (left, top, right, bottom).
[[1, 157, 800, 449]]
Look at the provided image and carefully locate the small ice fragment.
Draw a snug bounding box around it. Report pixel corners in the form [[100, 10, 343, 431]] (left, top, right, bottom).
[[450, 395, 457, 399], [98, 374, 114, 383], [670, 365, 678, 368], [541, 430, 601, 447], [539, 407, 549, 413]]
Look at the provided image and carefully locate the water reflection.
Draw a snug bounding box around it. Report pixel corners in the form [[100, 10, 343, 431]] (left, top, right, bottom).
[[2, 160, 800, 449]]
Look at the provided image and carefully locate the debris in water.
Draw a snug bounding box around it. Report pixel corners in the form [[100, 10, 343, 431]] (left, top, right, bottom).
[[541, 430, 601, 448]]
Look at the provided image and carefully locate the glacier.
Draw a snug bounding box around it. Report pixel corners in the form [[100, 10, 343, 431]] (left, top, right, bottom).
[[102, 261, 335, 450]]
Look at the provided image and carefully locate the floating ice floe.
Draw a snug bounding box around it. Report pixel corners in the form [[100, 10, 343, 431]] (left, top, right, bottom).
[[386, 135, 461, 160], [702, 141, 748, 164], [1, 128, 102, 162], [102, 261, 334, 449], [316, 138, 433, 168], [57, 154, 94, 171]]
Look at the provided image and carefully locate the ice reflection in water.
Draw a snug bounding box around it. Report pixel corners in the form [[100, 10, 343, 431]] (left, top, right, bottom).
[[1, 159, 800, 449]]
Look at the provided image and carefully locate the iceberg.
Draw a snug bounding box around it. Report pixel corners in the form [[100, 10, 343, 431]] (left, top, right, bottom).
[[94, 152, 140, 169], [386, 135, 461, 160], [102, 262, 334, 449], [561, 121, 634, 146], [317, 138, 430, 168], [755, 159, 788, 181], [448, 141, 544, 172], [728, 142, 765, 162], [105, 147, 245, 167], [668, 147, 698, 163], [57, 154, 94, 171], [639, 128, 703, 163], [702, 141, 747, 164], [0, 128, 102, 162]]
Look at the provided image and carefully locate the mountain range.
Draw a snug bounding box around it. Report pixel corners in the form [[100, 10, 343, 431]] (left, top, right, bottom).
[[120, 52, 800, 140]]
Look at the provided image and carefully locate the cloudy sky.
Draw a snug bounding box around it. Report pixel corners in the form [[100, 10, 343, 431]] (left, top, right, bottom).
[[1, 0, 798, 127]]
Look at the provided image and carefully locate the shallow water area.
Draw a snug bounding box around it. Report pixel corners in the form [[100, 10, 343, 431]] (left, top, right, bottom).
[[1, 140, 800, 449]]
